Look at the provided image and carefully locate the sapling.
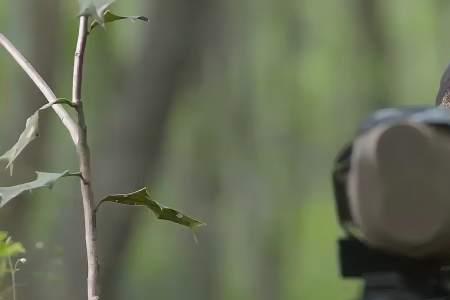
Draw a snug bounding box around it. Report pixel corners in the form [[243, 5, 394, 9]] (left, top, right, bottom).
[[0, 232, 26, 300], [0, 1, 204, 300]]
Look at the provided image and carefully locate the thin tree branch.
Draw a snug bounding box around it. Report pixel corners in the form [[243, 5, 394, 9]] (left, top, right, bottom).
[[73, 16, 88, 106], [72, 16, 100, 300], [64, 171, 88, 184], [0, 33, 79, 143]]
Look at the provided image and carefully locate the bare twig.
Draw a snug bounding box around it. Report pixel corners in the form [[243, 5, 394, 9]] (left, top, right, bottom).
[[73, 16, 89, 106], [40, 98, 78, 110], [72, 16, 100, 300], [0, 33, 79, 143]]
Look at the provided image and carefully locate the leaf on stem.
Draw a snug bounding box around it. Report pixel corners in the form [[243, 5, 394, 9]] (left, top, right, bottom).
[[0, 112, 39, 175], [90, 10, 149, 32], [0, 99, 72, 175], [0, 171, 69, 208], [78, 0, 116, 23], [97, 188, 205, 229]]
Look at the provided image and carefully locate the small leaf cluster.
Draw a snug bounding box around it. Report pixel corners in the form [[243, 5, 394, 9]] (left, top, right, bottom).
[[0, 232, 25, 279], [0, 233, 24, 260], [0, 233, 25, 299]]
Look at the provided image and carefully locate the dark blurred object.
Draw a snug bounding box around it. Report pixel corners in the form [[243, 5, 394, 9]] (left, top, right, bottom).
[[339, 238, 450, 300], [333, 106, 450, 300], [333, 107, 450, 258], [333, 108, 450, 257]]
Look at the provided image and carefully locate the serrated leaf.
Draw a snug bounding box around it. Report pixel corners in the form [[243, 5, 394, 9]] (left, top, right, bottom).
[[0, 112, 39, 175], [90, 10, 149, 32], [0, 171, 69, 208], [78, 0, 115, 23], [98, 188, 205, 229], [0, 99, 72, 175]]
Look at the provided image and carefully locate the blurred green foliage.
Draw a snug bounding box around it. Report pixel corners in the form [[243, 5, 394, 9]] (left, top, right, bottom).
[[0, 232, 25, 293], [0, 232, 25, 260]]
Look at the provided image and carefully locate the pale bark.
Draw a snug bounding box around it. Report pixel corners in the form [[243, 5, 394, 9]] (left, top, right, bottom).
[[72, 16, 100, 300]]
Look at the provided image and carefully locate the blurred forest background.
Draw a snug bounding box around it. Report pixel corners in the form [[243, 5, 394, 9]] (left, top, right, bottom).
[[0, 0, 449, 299]]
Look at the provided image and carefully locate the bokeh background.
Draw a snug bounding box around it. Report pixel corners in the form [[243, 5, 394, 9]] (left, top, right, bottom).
[[0, 0, 449, 299]]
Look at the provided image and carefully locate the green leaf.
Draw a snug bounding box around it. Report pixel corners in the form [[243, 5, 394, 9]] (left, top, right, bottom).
[[0, 99, 72, 175], [0, 171, 69, 208], [90, 10, 149, 32], [0, 233, 25, 258], [0, 112, 39, 175], [98, 188, 205, 229], [78, 0, 115, 23], [0, 242, 25, 258]]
